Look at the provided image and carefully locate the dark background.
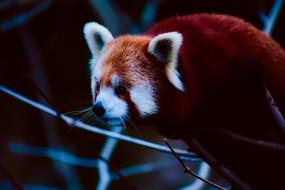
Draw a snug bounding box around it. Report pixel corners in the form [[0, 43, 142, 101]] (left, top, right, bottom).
[[0, 0, 284, 189]]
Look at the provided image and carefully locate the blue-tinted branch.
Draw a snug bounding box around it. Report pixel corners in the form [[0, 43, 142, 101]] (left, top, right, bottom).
[[9, 143, 98, 168], [140, 0, 158, 27], [89, 0, 158, 34], [9, 143, 177, 183], [131, 0, 159, 33], [25, 184, 62, 190], [96, 127, 123, 190], [260, 0, 283, 35], [0, 183, 62, 190], [179, 162, 211, 190], [88, 0, 131, 35], [0, 0, 51, 32], [0, 85, 199, 160], [260, 0, 285, 133], [111, 160, 173, 180]]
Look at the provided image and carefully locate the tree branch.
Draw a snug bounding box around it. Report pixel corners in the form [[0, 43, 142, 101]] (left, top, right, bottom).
[[163, 139, 226, 190], [0, 84, 199, 160], [260, 0, 283, 35]]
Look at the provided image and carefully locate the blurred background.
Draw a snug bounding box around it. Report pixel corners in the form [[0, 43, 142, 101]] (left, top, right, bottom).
[[0, 0, 284, 189]]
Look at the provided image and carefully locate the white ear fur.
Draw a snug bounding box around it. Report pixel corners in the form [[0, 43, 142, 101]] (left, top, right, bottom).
[[83, 22, 114, 58], [148, 32, 185, 91]]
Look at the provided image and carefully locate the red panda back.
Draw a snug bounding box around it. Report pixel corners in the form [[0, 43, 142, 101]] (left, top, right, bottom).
[[146, 13, 285, 123], [145, 14, 285, 189]]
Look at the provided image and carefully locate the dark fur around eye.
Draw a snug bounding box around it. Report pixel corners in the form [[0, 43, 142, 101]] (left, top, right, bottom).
[[95, 82, 100, 95], [115, 84, 127, 96]]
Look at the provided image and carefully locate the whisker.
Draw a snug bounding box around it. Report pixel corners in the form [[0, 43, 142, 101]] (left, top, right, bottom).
[[119, 117, 127, 127], [80, 110, 94, 122], [64, 107, 92, 134], [64, 107, 92, 116], [122, 115, 144, 139], [119, 116, 130, 135]]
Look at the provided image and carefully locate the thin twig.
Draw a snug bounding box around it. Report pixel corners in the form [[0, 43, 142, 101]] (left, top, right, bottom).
[[179, 162, 211, 190], [265, 88, 285, 131], [187, 137, 252, 190], [163, 139, 226, 190]]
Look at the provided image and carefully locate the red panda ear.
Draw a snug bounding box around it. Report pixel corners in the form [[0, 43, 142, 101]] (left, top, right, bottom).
[[148, 32, 185, 91], [83, 22, 114, 59]]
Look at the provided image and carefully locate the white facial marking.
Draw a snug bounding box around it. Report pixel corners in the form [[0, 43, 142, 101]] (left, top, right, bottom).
[[148, 32, 185, 91], [91, 78, 96, 99], [130, 83, 158, 117], [91, 45, 114, 80], [96, 87, 128, 118], [111, 75, 120, 88], [90, 46, 114, 98]]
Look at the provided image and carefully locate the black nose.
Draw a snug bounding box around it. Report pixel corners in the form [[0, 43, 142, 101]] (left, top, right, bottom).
[[92, 102, 106, 117]]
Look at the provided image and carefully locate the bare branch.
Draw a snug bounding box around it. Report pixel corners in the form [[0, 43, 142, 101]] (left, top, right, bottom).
[[96, 127, 123, 190], [0, 84, 199, 160], [260, 0, 283, 35], [0, 0, 51, 32], [163, 139, 226, 190], [187, 137, 252, 190], [9, 143, 99, 168], [179, 162, 211, 190]]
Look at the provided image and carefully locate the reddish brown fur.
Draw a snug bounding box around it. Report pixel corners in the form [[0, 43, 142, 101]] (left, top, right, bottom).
[[99, 35, 164, 89], [143, 14, 285, 189], [97, 36, 168, 119], [145, 14, 285, 123]]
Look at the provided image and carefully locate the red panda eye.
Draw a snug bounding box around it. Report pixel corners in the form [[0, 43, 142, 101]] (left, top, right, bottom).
[[115, 84, 127, 96], [95, 82, 100, 94]]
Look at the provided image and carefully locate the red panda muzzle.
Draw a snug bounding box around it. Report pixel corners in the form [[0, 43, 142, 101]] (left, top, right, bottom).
[[92, 102, 106, 117]]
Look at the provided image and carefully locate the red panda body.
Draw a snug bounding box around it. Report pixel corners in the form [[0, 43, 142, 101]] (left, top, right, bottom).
[[84, 14, 285, 189], [145, 15, 285, 189], [145, 14, 285, 134]]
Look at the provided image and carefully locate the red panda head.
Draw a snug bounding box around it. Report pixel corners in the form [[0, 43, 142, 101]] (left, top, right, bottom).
[[83, 22, 184, 121]]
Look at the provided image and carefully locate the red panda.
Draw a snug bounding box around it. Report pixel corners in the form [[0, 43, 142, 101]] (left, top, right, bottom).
[[83, 14, 285, 189]]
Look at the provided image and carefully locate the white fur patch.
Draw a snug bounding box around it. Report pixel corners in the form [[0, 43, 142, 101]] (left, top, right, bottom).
[[95, 87, 128, 118], [93, 45, 115, 79], [111, 75, 120, 88], [130, 83, 158, 117], [91, 78, 96, 99], [89, 46, 114, 97], [148, 32, 185, 91], [92, 57, 103, 81]]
